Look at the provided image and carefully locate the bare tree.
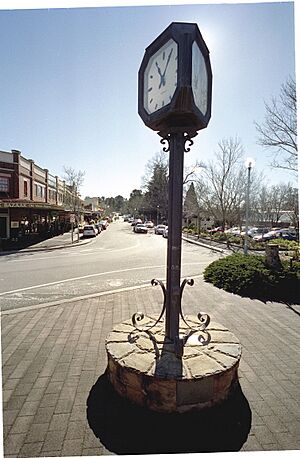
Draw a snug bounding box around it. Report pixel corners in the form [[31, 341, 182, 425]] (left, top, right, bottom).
[[255, 77, 298, 173], [252, 182, 298, 229], [252, 185, 273, 227], [199, 137, 246, 228], [142, 150, 203, 186], [183, 160, 205, 185], [63, 166, 85, 191], [63, 166, 85, 214]]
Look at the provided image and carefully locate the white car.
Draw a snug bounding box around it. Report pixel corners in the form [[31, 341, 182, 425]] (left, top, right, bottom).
[[224, 227, 243, 235], [155, 224, 167, 235], [82, 225, 97, 238], [145, 221, 154, 228], [162, 226, 168, 238], [134, 223, 148, 234]]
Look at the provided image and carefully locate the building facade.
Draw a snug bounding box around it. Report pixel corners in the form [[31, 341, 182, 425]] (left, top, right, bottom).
[[0, 149, 84, 242]]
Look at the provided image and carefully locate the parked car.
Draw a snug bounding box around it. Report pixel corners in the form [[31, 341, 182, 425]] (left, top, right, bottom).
[[262, 229, 297, 242], [162, 226, 168, 238], [99, 220, 108, 230], [131, 218, 142, 226], [94, 223, 102, 234], [240, 227, 256, 236], [248, 227, 269, 239], [207, 226, 223, 234], [155, 224, 167, 235], [82, 225, 97, 238], [145, 221, 154, 228], [78, 223, 85, 234], [134, 223, 148, 234], [252, 228, 295, 242], [224, 226, 241, 235]]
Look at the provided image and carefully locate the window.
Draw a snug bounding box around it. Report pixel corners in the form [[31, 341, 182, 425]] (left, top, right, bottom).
[[34, 183, 45, 198], [24, 180, 28, 197], [49, 189, 56, 201], [0, 176, 9, 192]]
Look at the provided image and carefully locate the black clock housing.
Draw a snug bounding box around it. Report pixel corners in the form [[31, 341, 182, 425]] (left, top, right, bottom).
[[138, 22, 212, 134]]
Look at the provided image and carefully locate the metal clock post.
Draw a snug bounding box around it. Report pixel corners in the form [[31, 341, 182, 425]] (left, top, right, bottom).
[[136, 22, 213, 356]]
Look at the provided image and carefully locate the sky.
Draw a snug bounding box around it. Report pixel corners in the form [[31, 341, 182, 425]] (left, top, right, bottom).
[[0, 0, 298, 199]]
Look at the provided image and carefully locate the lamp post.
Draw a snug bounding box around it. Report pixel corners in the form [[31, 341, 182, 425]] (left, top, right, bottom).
[[244, 157, 255, 255], [156, 205, 159, 226]]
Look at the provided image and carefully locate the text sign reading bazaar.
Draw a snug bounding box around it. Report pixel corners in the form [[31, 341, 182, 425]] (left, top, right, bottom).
[[0, 202, 61, 209]]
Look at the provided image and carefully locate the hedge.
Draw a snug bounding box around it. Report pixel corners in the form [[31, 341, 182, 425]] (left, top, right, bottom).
[[203, 253, 300, 303]]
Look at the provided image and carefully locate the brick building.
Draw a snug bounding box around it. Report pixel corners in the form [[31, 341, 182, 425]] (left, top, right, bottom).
[[0, 149, 84, 242]]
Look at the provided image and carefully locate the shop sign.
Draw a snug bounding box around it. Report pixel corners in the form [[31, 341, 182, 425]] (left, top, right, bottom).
[[0, 201, 60, 209], [10, 221, 20, 228]]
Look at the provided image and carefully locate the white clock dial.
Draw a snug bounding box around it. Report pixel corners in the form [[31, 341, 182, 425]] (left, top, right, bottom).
[[144, 39, 178, 114], [192, 41, 208, 116]]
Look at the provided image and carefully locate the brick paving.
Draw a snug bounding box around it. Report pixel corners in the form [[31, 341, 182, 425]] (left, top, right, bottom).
[[1, 271, 300, 456]]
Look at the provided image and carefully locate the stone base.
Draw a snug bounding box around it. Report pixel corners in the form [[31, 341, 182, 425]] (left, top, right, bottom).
[[105, 315, 242, 413]]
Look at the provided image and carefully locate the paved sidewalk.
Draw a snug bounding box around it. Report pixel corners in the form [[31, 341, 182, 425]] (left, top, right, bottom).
[[1, 276, 300, 456], [0, 232, 92, 255]]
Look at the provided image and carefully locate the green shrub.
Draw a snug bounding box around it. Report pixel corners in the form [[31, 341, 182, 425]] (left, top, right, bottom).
[[226, 234, 243, 245], [212, 232, 228, 242], [275, 239, 298, 250], [203, 253, 299, 303]]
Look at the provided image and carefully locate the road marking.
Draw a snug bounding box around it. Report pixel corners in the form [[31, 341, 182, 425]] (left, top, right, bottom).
[[3, 246, 137, 262], [3, 241, 141, 262], [0, 262, 206, 296], [0, 264, 166, 296], [1, 274, 203, 315]]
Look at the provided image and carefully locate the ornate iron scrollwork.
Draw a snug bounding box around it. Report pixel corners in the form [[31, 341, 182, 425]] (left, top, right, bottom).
[[159, 134, 171, 152], [184, 131, 198, 152], [131, 277, 211, 357], [132, 278, 166, 332]]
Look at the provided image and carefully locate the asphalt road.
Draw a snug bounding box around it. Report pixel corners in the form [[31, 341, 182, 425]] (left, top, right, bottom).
[[0, 220, 223, 312]]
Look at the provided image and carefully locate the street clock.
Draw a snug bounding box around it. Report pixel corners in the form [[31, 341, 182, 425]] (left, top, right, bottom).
[[138, 22, 212, 134]]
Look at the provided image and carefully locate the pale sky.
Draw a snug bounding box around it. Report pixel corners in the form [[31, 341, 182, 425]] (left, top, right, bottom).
[[0, 0, 298, 199]]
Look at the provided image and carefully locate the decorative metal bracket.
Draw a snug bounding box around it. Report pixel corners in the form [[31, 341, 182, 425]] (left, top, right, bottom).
[[183, 132, 196, 152], [158, 130, 198, 154], [131, 278, 211, 357], [159, 134, 171, 152]]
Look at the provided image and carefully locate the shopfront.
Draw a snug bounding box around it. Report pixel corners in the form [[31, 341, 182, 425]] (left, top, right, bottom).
[[0, 201, 68, 241]]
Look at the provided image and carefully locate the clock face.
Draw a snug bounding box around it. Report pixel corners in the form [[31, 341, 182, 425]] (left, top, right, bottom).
[[191, 41, 208, 116], [144, 39, 178, 114]]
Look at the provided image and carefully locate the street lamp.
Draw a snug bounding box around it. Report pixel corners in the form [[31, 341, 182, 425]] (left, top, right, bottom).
[[244, 157, 255, 255]]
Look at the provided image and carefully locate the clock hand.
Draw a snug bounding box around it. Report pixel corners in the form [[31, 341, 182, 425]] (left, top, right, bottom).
[[155, 61, 163, 77], [162, 48, 173, 81], [156, 62, 165, 89]]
